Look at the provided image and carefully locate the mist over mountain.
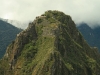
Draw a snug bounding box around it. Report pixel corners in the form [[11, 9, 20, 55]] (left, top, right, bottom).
[[77, 23, 100, 51], [0, 19, 22, 58], [1, 0, 100, 28], [0, 18, 28, 29], [0, 10, 100, 75]]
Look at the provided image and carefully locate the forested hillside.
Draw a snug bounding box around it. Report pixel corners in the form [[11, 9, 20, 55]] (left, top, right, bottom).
[[77, 23, 100, 51], [0, 20, 22, 58]]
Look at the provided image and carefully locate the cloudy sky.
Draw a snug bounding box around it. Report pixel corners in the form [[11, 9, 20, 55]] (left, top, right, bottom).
[[0, 0, 100, 28]]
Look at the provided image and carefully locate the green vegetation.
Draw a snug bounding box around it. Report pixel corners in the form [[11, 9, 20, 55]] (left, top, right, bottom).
[[36, 24, 43, 36], [0, 20, 22, 58], [22, 42, 37, 60], [37, 18, 43, 23], [77, 23, 100, 51], [0, 10, 100, 75]]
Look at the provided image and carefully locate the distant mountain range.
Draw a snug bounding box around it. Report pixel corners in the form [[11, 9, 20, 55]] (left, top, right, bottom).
[[0, 19, 22, 58], [77, 23, 100, 51], [0, 18, 28, 29]]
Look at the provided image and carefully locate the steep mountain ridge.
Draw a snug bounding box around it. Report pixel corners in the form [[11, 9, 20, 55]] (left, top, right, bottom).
[[0, 10, 100, 75], [0, 19, 22, 58]]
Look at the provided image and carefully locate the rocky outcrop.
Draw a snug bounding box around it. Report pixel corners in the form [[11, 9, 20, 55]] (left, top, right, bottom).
[[0, 10, 100, 75]]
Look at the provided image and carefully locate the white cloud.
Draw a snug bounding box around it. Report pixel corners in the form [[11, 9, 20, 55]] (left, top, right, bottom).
[[0, 0, 100, 28]]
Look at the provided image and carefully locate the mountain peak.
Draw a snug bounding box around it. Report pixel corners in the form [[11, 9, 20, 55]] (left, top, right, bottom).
[[0, 10, 100, 75]]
